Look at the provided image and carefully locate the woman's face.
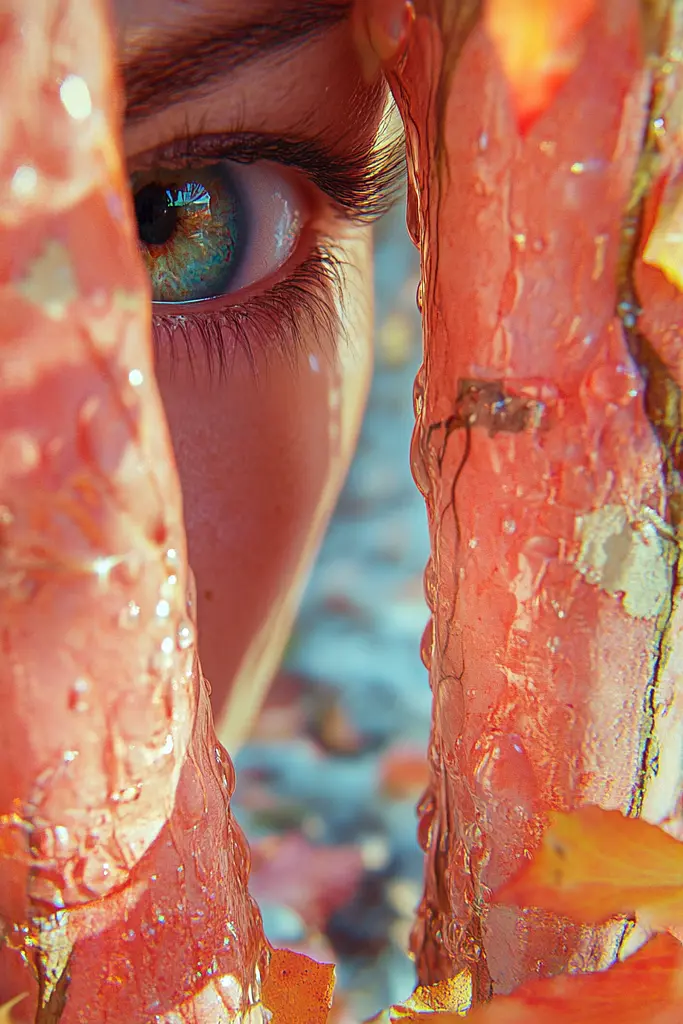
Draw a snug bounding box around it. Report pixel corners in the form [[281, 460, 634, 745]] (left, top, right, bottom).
[[114, 0, 397, 747]]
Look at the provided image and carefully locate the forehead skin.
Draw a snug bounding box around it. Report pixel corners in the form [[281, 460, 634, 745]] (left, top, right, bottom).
[[114, 0, 382, 177]]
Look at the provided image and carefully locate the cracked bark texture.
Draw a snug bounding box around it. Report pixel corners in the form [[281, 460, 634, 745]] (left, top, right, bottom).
[[386, 0, 683, 1004]]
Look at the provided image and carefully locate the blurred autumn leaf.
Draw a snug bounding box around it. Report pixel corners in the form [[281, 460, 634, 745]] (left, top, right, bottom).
[[249, 833, 364, 933], [0, 995, 26, 1024], [495, 806, 683, 931], [464, 933, 683, 1024], [483, 0, 595, 132], [367, 936, 683, 1023], [644, 178, 683, 293], [262, 948, 335, 1024]]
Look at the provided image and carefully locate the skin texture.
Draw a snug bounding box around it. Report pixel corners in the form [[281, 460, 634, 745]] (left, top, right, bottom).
[[117, 0, 380, 749]]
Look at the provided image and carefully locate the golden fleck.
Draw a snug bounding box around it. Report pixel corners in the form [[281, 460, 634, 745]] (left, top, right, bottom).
[[592, 233, 608, 280], [643, 183, 683, 293]]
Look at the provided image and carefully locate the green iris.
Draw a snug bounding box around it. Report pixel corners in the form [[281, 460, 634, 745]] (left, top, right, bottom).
[[132, 163, 246, 303]]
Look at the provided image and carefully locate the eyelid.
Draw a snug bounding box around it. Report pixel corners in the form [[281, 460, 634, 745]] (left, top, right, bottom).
[[127, 126, 405, 226]]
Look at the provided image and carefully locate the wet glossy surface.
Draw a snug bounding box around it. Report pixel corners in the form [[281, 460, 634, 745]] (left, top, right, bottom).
[[0, 1, 265, 1019], [385, 0, 683, 1002]]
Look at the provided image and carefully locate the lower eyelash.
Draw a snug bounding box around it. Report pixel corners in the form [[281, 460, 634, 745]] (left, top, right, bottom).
[[151, 243, 347, 380]]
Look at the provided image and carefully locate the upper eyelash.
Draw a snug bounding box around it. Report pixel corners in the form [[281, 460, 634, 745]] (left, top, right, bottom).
[[139, 90, 403, 375], [129, 108, 406, 227]]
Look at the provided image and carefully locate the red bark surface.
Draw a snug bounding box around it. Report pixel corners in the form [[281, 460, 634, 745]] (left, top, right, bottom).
[[385, 0, 683, 1003], [0, 1, 266, 1019]]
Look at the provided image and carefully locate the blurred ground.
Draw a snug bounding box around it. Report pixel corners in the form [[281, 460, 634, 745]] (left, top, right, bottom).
[[233, 203, 431, 1022]]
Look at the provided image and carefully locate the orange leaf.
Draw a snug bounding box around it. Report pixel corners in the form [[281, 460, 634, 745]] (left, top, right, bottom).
[[365, 972, 471, 1021], [262, 948, 335, 1024], [464, 934, 683, 1024], [495, 807, 683, 931], [484, 0, 595, 133], [643, 176, 683, 293]]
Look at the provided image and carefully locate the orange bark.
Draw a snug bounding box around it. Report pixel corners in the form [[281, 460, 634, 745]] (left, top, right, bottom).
[[384, 0, 683, 1002], [0, 1, 266, 1019]]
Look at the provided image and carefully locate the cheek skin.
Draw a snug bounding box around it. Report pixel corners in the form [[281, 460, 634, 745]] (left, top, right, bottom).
[[156, 229, 373, 750]]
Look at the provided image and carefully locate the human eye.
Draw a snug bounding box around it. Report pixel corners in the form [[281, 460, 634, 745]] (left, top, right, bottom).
[[128, 127, 405, 373], [132, 160, 302, 304]]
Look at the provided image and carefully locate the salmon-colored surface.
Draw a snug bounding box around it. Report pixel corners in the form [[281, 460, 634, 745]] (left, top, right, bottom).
[[386, 0, 683, 1002], [0, 0, 265, 1019]]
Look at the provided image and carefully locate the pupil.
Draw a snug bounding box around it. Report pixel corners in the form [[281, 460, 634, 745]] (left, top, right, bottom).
[[134, 183, 178, 247]]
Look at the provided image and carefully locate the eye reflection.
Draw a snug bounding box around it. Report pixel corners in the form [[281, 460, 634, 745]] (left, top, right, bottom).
[[131, 161, 306, 307], [133, 164, 246, 303]]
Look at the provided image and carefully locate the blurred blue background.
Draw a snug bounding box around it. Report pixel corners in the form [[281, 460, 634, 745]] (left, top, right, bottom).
[[234, 202, 431, 1022]]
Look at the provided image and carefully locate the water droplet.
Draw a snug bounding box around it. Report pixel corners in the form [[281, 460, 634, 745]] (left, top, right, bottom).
[[110, 784, 141, 805], [502, 518, 517, 535], [155, 598, 171, 619], [652, 116, 666, 138], [416, 278, 425, 312], [165, 547, 179, 568], [128, 368, 144, 387], [406, 182, 420, 247], [587, 362, 641, 405], [11, 164, 38, 199], [118, 599, 141, 628], [617, 300, 640, 329], [410, 427, 430, 496], [60, 74, 92, 120], [92, 555, 118, 582], [570, 161, 585, 174], [475, 734, 538, 812], [160, 733, 174, 756], [68, 677, 90, 712], [177, 620, 195, 650], [423, 557, 438, 612], [420, 617, 434, 670], [160, 635, 174, 656], [0, 431, 40, 476]]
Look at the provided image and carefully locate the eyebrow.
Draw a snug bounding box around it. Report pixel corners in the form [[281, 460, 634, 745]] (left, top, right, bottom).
[[122, 0, 353, 125]]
